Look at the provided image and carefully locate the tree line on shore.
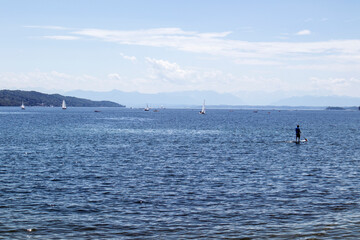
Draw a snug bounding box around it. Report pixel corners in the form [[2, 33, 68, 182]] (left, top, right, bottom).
[[0, 90, 124, 107]]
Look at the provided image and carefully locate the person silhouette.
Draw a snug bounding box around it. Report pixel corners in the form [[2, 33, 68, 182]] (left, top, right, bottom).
[[295, 125, 301, 143]]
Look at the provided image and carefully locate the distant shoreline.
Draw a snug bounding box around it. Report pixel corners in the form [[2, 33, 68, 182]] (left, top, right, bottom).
[[0, 90, 125, 107]]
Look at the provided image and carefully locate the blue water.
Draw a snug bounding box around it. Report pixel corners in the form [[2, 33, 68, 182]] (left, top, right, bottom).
[[0, 107, 359, 239]]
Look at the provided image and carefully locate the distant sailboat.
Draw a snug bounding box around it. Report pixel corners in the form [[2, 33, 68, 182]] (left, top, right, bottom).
[[62, 100, 67, 110], [199, 100, 206, 114], [21, 101, 25, 110], [144, 104, 150, 111]]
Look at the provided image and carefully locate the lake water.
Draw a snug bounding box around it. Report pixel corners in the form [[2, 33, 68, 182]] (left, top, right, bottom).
[[0, 107, 359, 239]]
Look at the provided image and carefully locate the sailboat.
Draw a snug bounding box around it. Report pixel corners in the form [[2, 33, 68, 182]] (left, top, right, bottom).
[[21, 101, 25, 110], [62, 100, 67, 110], [144, 104, 150, 111], [199, 100, 206, 114]]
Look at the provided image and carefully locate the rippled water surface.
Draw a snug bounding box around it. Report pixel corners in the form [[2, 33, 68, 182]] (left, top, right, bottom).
[[0, 107, 359, 239]]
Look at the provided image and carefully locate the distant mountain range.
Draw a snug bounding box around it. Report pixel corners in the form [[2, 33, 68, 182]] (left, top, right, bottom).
[[0, 90, 124, 107], [3, 89, 358, 109], [65, 89, 360, 108], [66, 90, 244, 107], [273, 95, 360, 107]]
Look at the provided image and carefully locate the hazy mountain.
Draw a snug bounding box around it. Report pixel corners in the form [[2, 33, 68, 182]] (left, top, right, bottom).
[[273, 95, 360, 107], [0, 90, 124, 107], [66, 90, 360, 108], [66, 90, 244, 107]]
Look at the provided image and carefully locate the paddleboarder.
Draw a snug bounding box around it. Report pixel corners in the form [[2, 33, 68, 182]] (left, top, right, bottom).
[[295, 125, 301, 143]]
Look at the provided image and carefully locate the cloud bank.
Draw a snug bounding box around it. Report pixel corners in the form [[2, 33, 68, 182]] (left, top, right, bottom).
[[8, 26, 360, 98], [296, 29, 311, 35], [32, 26, 360, 70]]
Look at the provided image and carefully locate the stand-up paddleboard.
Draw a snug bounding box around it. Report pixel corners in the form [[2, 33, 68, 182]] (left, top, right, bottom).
[[288, 138, 308, 144], [284, 138, 308, 143]]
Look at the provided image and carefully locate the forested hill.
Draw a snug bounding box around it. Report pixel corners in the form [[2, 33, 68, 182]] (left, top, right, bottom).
[[0, 90, 125, 107]]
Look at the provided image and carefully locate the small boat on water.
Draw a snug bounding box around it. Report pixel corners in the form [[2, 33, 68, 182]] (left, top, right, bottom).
[[144, 104, 150, 111], [21, 101, 25, 110], [199, 100, 206, 114], [62, 100, 67, 110]]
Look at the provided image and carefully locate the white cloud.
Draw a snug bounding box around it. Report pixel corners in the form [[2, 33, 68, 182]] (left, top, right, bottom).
[[2, 67, 358, 97], [120, 53, 136, 62], [146, 57, 195, 82], [139, 57, 291, 93], [69, 27, 360, 65], [25, 25, 70, 30], [36, 26, 360, 68], [108, 73, 122, 80], [0, 71, 123, 92], [310, 77, 360, 96], [296, 29, 311, 35], [20, 26, 360, 96], [44, 35, 80, 40], [234, 59, 281, 65], [108, 57, 360, 95], [197, 31, 232, 38]]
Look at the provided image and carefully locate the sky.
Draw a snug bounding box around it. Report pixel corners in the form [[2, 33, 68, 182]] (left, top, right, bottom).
[[1, 0, 360, 103]]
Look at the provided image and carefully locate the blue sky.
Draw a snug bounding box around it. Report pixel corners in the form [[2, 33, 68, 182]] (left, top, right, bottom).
[[1, 0, 360, 103]]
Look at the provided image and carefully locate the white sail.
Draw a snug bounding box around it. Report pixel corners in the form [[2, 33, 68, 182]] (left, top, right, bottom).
[[199, 100, 205, 114], [62, 100, 67, 109], [144, 104, 150, 111], [21, 101, 25, 110]]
